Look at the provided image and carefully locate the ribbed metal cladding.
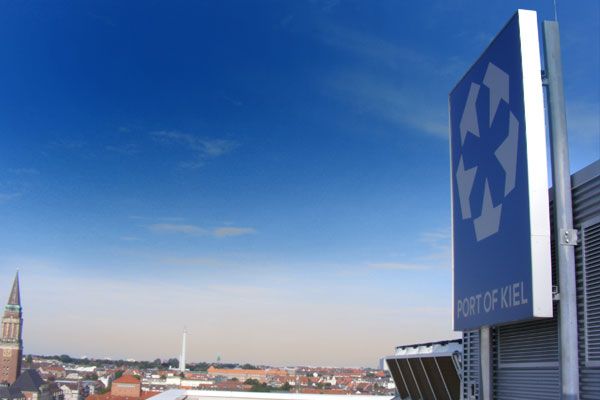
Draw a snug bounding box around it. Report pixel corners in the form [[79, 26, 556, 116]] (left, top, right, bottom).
[[436, 357, 461, 399], [408, 358, 435, 399], [401, 358, 424, 399], [494, 368, 560, 400], [422, 357, 452, 400], [493, 305, 560, 400], [461, 161, 600, 400], [386, 358, 410, 399], [462, 330, 480, 399], [496, 317, 558, 366], [573, 162, 600, 400], [388, 355, 460, 400], [582, 220, 600, 362]]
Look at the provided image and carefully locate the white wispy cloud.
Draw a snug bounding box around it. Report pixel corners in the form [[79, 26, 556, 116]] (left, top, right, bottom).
[[147, 223, 256, 238], [327, 71, 448, 137], [312, 0, 341, 13], [368, 262, 431, 270], [106, 143, 139, 155], [315, 22, 451, 138], [220, 93, 243, 107], [213, 227, 256, 238], [151, 131, 237, 168], [160, 257, 217, 267], [119, 236, 140, 242], [129, 215, 184, 222], [148, 223, 206, 235], [368, 227, 451, 272], [320, 23, 434, 71], [9, 168, 39, 175], [50, 139, 86, 150], [418, 227, 451, 266], [0, 193, 22, 204]]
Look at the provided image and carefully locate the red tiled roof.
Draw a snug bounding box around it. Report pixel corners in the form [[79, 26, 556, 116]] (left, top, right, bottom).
[[113, 375, 140, 384], [87, 391, 158, 400], [207, 366, 288, 377]]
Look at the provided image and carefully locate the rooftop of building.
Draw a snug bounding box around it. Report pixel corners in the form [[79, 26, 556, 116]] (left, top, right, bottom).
[[0, 386, 24, 400], [11, 370, 45, 392], [87, 392, 159, 400], [114, 376, 141, 385], [206, 367, 288, 376], [391, 338, 462, 357], [148, 389, 393, 400]]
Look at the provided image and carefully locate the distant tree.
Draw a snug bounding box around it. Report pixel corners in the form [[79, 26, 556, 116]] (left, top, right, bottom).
[[190, 362, 209, 372], [153, 359, 161, 367], [166, 358, 179, 368], [114, 371, 124, 380], [244, 379, 259, 385], [281, 382, 292, 392], [249, 382, 272, 393], [240, 363, 258, 370], [59, 354, 73, 364], [25, 355, 33, 367], [229, 377, 238, 382], [97, 385, 110, 394]]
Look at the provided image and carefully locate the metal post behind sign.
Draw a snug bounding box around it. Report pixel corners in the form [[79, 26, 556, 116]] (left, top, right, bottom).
[[542, 20, 580, 400]]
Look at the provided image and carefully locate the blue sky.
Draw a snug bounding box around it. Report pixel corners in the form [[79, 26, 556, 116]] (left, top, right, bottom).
[[0, 1, 598, 366]]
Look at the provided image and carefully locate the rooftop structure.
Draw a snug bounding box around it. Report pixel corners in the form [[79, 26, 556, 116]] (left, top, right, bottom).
[[385, 339, 462, 400], [179, 330, 186, 373]]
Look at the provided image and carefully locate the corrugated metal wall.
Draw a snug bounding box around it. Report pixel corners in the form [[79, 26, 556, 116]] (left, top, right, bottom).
[[462, 331, 480, 399], [493, 308, 560, 400], [462, 160, 600, 399], [575, 162, 600, 399]]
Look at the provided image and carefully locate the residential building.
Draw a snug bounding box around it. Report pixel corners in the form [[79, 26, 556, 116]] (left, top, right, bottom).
[[110, 376, 140, 398], [86, 375, 156, 400], [206, 366, 289, 383], [11, 369, 62, 400], [0, 385, 25, 400], [58, 383, 81, 400]]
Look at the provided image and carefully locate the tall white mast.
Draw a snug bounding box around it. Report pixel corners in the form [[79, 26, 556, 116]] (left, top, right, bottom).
[[179, 328, 187, 373]]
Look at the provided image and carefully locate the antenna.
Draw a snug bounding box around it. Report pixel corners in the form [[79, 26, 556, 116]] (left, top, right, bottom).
[[179, 328, 187, 373], [553, 0, 558, 21]]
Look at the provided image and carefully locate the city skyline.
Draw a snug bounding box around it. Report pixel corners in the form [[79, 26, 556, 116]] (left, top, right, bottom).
[[0, 1, 598, 367]]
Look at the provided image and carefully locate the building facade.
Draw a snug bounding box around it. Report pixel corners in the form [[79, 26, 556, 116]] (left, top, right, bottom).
[[461, 160, 600, 399], [0, 273, 22, 384], [111, 376, 141, 398]]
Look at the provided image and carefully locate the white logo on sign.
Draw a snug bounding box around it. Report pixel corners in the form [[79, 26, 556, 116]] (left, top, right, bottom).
[[456, 62, 519, 241]]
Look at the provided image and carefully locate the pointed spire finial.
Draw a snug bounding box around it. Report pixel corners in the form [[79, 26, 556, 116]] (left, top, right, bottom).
[[8, 270, 20, 306]]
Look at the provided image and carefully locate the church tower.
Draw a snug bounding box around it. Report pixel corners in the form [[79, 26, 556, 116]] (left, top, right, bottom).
[[0, 271, 22, 384]]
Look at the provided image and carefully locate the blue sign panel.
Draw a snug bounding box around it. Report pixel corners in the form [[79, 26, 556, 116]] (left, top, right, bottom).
[[450, 10, 552, 331]]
